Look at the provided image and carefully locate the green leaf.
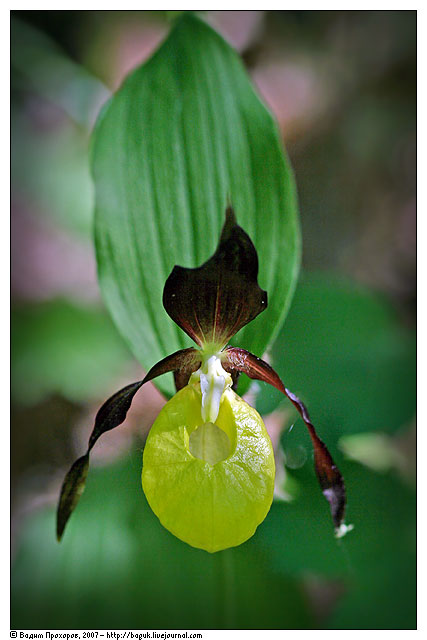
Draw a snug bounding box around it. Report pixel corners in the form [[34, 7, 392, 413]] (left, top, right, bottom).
[[92, 13, 300, 397], [11, 300, 132, 406], [256, 274, 416, 442]]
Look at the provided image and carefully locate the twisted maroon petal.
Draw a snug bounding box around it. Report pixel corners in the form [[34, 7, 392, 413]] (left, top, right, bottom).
[[56, 347, 201, 541], [223, 347, 347, 532], [88, 348, 201, 449]]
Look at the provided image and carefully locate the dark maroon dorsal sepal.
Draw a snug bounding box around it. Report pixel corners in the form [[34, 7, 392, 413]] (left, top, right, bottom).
[[162, 206, 268, 349]]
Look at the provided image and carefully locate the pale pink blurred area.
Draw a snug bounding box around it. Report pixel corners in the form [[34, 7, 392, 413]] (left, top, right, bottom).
[[82, 11, 265, 91], [252, 58, 330, 140], [204, 11, 330, 138], [263, 407, 292, 452], [11, 199, 99, 303], [205, 10, 264, 52], [81, 14, 168, 90], [109, 21, 168, 90]]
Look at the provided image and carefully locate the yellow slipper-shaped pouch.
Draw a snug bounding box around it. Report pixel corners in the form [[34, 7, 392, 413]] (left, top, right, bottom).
[[142, 384, 275, 552], [56, 207, 349, 545]]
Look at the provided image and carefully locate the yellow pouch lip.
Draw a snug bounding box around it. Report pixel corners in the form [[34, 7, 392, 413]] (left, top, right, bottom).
[[142, 385, 275, 553]]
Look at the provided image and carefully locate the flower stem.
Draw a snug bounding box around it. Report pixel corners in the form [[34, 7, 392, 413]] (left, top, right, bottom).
[[217, 548, 235, 629]]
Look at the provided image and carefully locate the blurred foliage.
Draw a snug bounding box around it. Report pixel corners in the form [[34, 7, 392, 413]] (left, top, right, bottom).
[[11, 452, 415, 629], [11, 9, 415, 631], [11, 108, 93, 237], [257, 274, 416, 447], [256, 460, 416, 629], [339, 432, 408, 475], [11, 454, 314, 630], [12, 300, 132, 405], [11, 17, 110, 129]]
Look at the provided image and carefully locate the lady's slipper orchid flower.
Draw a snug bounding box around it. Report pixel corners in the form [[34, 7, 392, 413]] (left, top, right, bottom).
[[57, 207, 351, 551]]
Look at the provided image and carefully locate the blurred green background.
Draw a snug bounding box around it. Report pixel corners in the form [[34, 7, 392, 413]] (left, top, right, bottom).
[[11, 10, 416, 630]]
